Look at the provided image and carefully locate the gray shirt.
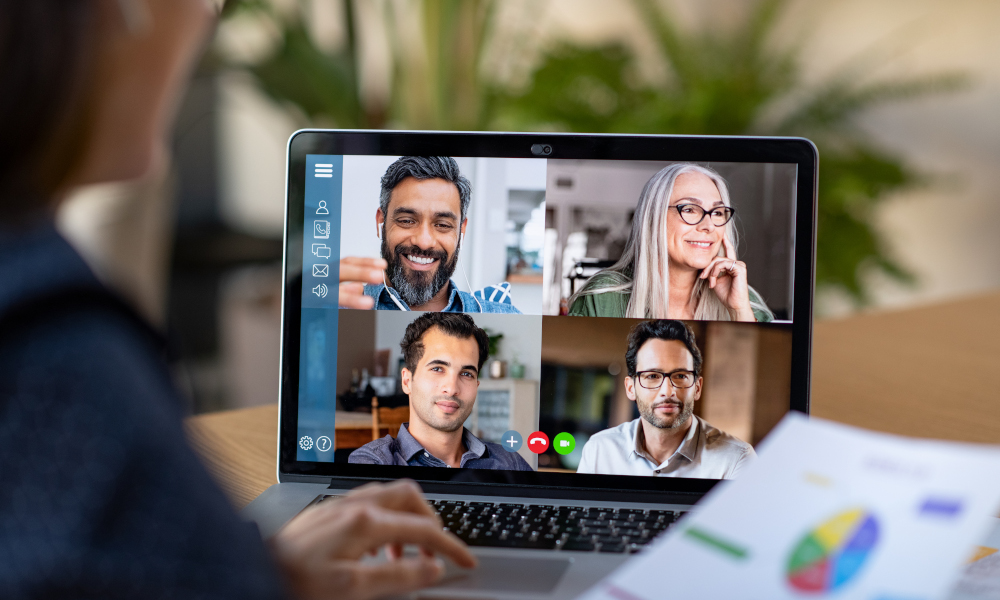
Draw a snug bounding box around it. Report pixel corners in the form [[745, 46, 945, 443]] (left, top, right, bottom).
[[577, 415, 755, 479], [348, 423, 533, 470]]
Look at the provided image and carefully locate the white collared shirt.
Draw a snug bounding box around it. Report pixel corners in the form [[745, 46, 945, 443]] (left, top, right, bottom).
[[577, 415, 756, 479]]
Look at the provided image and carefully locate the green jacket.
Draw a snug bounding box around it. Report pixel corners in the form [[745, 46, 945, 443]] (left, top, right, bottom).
[[567, 272, 773, 322]]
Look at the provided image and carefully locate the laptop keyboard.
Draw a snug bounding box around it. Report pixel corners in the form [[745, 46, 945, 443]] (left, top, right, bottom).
[[319, 496, 685, 553]]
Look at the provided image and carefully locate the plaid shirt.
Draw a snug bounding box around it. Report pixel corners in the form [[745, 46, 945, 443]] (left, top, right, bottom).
[[362, 280, 521, 313]]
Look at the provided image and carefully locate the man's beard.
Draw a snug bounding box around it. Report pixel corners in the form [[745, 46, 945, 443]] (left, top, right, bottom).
[[639, 398, 694, 431], [382, 233, 459, 308]]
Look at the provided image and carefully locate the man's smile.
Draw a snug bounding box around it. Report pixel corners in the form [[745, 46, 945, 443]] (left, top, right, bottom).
[[404, 254, 439, 270]]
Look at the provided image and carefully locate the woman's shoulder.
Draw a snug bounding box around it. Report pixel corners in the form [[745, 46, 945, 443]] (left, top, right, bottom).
[[584, 270, 629, 289], [0, 267, 286, 599], [0, 228, 169, 403], [0, 291, 188, 463], [748, 288, 773, 322], [568, 271, 630, 318]]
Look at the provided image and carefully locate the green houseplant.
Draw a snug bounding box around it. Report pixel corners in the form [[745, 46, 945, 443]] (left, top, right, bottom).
[[493, 0, 968, 305], [218, 0, 967, 307]]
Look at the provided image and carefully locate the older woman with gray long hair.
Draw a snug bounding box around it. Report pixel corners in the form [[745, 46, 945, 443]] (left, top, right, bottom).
[[568, 163, 773, 322]]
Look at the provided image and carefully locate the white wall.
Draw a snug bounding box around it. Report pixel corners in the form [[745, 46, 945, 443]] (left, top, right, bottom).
[[507, 158, 548, 190], [474, 313, 543, 382], [545, 159, 666, 209], [340, 154, 399, 261], [464, 157, 507, 292]]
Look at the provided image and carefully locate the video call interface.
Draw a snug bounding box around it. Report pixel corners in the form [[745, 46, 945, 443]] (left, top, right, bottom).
[[296, 154, 798, 481]]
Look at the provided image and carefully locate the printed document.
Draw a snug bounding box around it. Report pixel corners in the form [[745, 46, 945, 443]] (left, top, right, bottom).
[[578, 413, 1000, 600]]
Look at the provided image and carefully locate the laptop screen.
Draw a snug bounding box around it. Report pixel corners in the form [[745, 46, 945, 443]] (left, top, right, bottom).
[[296, 144, 797, 488], [283, 132, 814, 493]]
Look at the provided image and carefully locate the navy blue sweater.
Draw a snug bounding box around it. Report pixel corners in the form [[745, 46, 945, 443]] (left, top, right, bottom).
[[0, 224, 287, 599]]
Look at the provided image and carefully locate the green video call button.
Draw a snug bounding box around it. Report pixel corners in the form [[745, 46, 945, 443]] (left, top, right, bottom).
[[553, 432, 576, 455]]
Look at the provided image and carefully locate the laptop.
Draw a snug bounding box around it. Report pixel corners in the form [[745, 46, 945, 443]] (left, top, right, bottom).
[[243, 130, 818, 599]]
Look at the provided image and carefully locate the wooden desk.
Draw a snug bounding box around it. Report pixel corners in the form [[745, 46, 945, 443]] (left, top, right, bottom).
[[183, 408, 377, 508], [186, 292, 1000, 510], [186, 403, 279, 510], [809, 292, 1000, 443]]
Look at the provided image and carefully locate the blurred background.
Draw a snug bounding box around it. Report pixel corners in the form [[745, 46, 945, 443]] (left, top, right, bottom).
[[56, 0, 1000, 414]]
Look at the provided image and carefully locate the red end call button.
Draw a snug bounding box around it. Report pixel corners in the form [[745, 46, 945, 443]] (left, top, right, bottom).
[[526, 431, 549, 454]]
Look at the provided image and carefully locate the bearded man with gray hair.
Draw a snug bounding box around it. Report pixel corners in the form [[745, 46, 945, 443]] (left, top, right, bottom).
[[339, 156, 520, 313]]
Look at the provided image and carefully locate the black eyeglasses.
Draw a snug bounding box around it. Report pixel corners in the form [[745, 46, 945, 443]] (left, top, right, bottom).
[[634, 370, 698, 389], [671, 204, 736, 227]]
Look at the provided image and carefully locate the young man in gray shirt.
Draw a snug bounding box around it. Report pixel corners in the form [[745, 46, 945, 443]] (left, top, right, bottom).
[[350, 313, 531, 471]]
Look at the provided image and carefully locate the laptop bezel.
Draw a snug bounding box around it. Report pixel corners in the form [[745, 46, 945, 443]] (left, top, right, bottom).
[[278, 130, 817, 500]]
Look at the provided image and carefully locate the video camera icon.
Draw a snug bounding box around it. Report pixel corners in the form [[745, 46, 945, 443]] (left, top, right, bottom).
[[554, 432, 576, 455]]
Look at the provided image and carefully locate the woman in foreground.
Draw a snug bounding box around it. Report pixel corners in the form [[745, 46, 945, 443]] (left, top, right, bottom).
[[0, 1, 473, 599], [568, 163, 773, 322]]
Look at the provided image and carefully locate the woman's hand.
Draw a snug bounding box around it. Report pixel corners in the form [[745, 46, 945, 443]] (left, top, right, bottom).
[[699, 237, 755, 322], [270, 480, 477, 600], [338, 257, 387, 309]]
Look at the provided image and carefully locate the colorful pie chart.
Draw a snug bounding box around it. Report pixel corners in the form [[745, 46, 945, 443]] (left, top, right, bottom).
[[786, 508, 879, 593]]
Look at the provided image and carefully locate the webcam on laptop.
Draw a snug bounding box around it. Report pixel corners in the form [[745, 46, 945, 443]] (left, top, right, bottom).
[[530, 143, 553, 156]]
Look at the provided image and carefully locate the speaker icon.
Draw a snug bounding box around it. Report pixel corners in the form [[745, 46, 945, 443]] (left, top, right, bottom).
[[312, 283, 329, 298]]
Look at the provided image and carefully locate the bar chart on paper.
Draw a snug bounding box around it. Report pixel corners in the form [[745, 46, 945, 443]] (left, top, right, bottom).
[[577, 414, 1000, 600]]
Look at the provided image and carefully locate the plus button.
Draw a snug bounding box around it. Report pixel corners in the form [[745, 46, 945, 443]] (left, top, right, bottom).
[[500, 430, 522, 453]]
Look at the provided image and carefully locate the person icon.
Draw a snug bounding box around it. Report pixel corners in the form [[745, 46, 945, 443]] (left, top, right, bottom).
[[316, 200, 330, 215]]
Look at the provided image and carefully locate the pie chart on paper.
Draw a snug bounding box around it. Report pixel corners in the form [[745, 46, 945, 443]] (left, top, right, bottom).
[[786, 508, 880, 593]]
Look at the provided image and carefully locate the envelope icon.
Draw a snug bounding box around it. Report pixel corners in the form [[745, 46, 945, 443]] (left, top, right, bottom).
[[312, 264, 329, 277]]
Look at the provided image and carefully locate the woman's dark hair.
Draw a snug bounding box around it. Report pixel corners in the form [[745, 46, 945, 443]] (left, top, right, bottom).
[[0, 1, 99, 220], [624, 320, 703, 377], [400, 312, 490, 374]]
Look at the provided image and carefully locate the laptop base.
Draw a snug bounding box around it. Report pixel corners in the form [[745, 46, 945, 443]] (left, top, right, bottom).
[[243, 482, 693, 599]]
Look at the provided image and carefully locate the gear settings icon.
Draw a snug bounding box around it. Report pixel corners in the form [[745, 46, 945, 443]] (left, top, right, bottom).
[[298, 435, 314, 451]]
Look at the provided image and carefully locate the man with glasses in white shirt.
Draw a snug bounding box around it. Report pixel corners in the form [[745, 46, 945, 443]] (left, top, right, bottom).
[[577, 320, 756, 479]]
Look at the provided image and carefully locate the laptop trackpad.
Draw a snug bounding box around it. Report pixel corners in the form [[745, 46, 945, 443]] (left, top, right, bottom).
[[430, 556, 571, 594]]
